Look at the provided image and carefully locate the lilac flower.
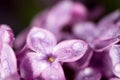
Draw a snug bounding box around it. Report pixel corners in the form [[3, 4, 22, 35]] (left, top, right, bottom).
[[75, 67, 101, 80], [72, 10, 120, 52], [72, 21, 117, 52], [20, 27, 88, 80], [0, 24, 20, 80]]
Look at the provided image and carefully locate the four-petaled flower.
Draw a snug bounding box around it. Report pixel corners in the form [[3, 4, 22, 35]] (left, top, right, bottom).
[[20, 27, 88, 80]]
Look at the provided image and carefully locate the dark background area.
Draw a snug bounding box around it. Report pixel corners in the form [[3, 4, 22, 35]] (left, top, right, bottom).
[[0, 0, 120, 35]]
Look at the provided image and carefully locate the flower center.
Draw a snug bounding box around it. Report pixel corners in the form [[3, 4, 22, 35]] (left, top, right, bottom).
[[48, 56, 55, 62]]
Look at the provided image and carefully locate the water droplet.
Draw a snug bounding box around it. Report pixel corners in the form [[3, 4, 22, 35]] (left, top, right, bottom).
[[114, 64, 120, 73], [72, 42, 83, 52]]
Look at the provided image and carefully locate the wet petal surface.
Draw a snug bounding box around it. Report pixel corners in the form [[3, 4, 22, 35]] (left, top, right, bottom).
[[20, 52, 48, 80], [109, 45, 120, 78], [1, 44, 20, 80], [27, 27, 57, 54], [41, 62, 65, 80], [53, 40, 88, 62], [92, 37, 119, 52]]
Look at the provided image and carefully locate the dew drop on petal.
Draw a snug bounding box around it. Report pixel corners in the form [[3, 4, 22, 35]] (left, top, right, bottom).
[[114, 64, 120, 73], [72, 42, 83, 52]]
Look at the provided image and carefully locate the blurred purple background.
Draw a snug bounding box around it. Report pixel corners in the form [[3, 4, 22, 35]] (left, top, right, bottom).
[[0, 0, 119, 35]]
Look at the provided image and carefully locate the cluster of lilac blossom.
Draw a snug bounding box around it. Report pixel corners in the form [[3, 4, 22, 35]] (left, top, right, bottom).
[[0, 1, 120, 80]]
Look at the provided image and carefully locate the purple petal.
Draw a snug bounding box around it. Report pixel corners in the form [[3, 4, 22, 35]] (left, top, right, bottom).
[[75, 67, 101, 80], [43, 0, 87, 29], [109, 45, 120, 78], [92, 37, 119, 52], [98, 10, 120, 29], [20, 52, 48, 80], [27, 27, 57, 53], [98, 26, 120, 41], [0, 24, 14, 46], [68, 49, 93, 71], [97, 10, 120, 41], [45, 1, 72, 28], [73, 22, 98, 42], [1, 44, 20, 80], [41, 62, 65, 80], [53, 40, 88, 62], [69, 2, 87, 22]]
